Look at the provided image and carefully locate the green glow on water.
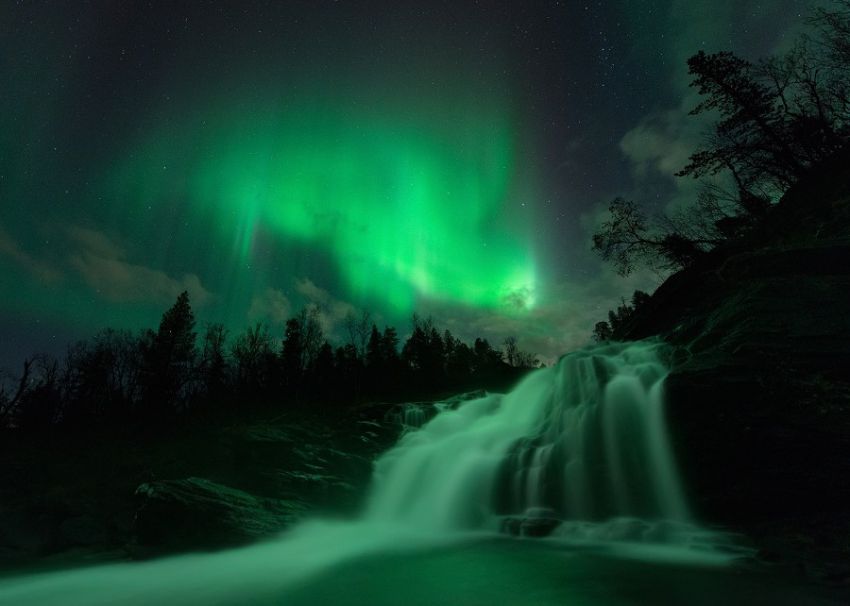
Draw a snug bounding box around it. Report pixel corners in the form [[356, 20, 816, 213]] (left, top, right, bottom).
[[106, 93, 537, 313]]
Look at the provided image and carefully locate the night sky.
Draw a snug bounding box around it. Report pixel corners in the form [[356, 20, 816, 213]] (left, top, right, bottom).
[[0, 0, 814, 367]]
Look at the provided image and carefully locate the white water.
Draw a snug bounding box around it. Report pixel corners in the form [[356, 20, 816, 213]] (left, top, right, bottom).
[[369, 340, 688, 529], [0, 341, 735, 606]]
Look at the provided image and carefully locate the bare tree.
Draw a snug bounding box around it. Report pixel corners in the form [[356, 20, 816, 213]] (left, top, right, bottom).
[[503, 336, 519, 367], [344, 310, 372, 359], [0, 358, 33, 426]]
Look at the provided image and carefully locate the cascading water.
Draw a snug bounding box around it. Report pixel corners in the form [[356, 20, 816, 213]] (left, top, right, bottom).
[[0, 341, 749, 606], [368, 340, 688, 533]]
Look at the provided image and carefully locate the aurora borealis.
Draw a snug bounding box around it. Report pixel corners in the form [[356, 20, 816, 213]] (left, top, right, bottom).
[[107, 90, 535, 314], [0, 0, 813, 366]]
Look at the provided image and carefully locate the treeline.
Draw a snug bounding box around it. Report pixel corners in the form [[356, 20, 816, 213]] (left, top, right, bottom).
[[0, 292, 538, 430], [592, 290, 650, 342]]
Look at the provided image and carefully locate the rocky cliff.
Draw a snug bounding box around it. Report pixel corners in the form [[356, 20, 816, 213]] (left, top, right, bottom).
[[621, 151, 850, 581]]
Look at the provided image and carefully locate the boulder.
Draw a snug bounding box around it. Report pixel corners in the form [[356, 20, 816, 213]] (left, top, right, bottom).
[[500, 508, 562, 538]]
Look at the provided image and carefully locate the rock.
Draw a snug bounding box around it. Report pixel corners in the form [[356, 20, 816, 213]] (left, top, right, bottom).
[[0, 510, 52, 556], [500, 508, 561, 538], [618, 163, 850, 579], [131, 477, 307, 556], [60, 515, 107, 547]]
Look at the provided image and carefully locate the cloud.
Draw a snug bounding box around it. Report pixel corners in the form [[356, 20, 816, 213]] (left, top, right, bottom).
[[248, 288, 291, 327], [619, 0, 806, 210], [66, 226, 124, 259], [419, 265, 661, 366], [0, 225, 63, 283], [619, 108, 697, 180], [294, 277, 358, 338], [67, 226, 213, 306]]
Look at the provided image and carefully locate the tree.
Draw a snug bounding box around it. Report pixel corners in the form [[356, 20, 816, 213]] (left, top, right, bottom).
[[0, 358, 33, 427], [199, 323, 229, 400], [344, 310, 372, 360], [402, 314, 444, 381], [139, 291, 197, 412], [811, 1, 850, 70], [281, 316, 305, 391], [281, 307, 325, 397], [679, 4, 850, 194], [593, 322, 613, 342], [472, 337, 503, 373], [592, 198, 716, 276], [678, 50, 807, 191], [595, 5, 850, 277], [593, 290, 652, 342], [15, 354, 62, 429], [514, 350, 540, 369], [232, 323, 275, 396], [503, 336, 519, 367], [64, 329, 141, 422], [365, 324, 383, 370]]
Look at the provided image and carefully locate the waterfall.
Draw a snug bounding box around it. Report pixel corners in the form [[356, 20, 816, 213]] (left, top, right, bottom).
[[0, 340, 733, 606], [367, 340, 689, 534]]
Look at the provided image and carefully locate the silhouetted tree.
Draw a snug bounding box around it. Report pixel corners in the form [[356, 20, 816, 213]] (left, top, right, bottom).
[[15, 354, 62, 429], [402, 315, 445, 386], [503, 336, 519, 367], [312, 341, 336, 400], [592, 198, 718, 276], [281, 307, 324, 397], [678, 50, 807, 190], [445, 333, 474, 380], [514, 350, 540, 369], [0, 358, 32, 427], [199, 323, 229, 402], [334, 343, 362, 401], [595, 5, 850, 276], [344, 310, 372, 360], [232, 323, 276, 398], [139, 291, 197, 414], [472, 338, 503, 374], [64, 329, 141, 423], [502, 337, 539, 369], [381, 326, 400, 360], [281, 316, 305, 393], [593, 322, 613, 342], [365, 324, 383, 369], [593, 290, 652, 342]]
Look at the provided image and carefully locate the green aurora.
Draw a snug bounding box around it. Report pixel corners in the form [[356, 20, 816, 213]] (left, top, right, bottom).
[[104, 91, 538, 317]]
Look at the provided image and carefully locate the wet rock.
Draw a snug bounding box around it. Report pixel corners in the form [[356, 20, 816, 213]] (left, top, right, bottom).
[[60, 515, 107, 547], [618, 164, 850, 579], [500, 508, 561, 538], [132, 477, 307, 556]]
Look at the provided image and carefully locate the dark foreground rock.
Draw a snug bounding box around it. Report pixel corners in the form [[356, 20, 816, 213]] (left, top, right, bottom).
[[500, 507, 562, 538], [0, 404, 403, 568], [131, 477, 306, 556]]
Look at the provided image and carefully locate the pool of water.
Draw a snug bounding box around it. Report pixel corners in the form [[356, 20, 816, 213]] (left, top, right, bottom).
[[1, 533, 844, 606], [277, 538, 845, 606]]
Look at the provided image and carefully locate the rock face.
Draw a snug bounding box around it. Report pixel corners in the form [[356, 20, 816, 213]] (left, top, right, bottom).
[[621, 161, 850, 580], [0, 404, 402, 566], [126, 410, 398, 557], [132, 477, 306, 555]]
